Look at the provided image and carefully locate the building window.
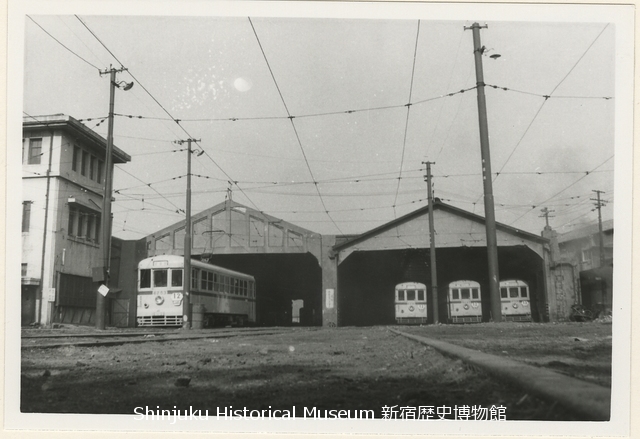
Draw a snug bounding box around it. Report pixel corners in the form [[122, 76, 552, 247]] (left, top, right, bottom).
[[97, 159, 104, 184], [68, 208, 76, 236], [581, 249, 591, 263], [21, 263, 27, 277], [249, 216, 264, 247], [68, 205, 100, 243], [268, 223, 284, 247], [81, 150, 89, 176], [22, 201, 32, 232], [90, 155, 96, 180], [72, 146, 80, 171], [28, 138, 42, 165], [95, 216, 101, 243], [86, 214, 95, 242]]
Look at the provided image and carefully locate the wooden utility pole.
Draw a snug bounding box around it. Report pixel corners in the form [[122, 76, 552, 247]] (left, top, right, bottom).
[[465, 22, 501, 321], [591, 190, 607, 266], [97, 67, 131, 330], [423, 161, 439, 324], [540, 207, 554, 228], [175, 138, 201, 329]]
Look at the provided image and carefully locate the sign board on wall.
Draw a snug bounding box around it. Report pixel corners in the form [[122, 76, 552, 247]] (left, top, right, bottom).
[[47, 288, 56, 302], [325, 289, 334, 309]]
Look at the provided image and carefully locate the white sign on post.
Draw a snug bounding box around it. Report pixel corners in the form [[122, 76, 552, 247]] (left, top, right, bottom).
[[325, 289, 334, 309], [47, 288, 56, 302], [98, 284, 109, 297]]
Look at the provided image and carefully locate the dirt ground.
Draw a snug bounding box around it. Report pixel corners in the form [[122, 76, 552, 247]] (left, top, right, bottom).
[[20, 323, 612, 421], [400, 320, 613, 387]]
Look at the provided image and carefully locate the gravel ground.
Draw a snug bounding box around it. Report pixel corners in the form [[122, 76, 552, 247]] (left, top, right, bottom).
[[21, 325, 598, 420]]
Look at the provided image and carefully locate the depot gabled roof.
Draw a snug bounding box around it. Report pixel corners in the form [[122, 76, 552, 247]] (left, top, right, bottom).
[[332, 198, 548, 252], [23, 114, 131, 164]]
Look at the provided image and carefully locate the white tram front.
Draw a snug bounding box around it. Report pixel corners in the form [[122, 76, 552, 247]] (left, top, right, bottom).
[[447, 280, 483, 323], [137, 255, 256, 327], [500, 279, 532, 321], [394, 282, 428, 324]]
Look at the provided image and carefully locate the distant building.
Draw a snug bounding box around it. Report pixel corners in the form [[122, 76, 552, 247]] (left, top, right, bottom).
[[21, 114, 130, 326], [543, 220, 613, 320]]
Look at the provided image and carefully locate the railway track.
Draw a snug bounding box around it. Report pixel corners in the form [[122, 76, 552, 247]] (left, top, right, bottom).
[[21, 326, 297, 349]]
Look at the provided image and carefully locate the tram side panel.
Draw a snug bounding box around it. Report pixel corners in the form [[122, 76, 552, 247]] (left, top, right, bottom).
[[137, 255, 256, 327]]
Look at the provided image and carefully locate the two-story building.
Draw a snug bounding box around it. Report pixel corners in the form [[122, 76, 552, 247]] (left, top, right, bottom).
[[22, 114, 130, 326]]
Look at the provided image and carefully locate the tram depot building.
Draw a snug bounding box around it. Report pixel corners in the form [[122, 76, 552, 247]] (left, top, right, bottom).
[[56, 198, 616, 328], [22, 115, 613, 328]]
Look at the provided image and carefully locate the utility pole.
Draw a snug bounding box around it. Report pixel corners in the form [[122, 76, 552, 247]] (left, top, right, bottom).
[[465, 22, 501, 322], [423, 161, 439, 324], [37, 131, 54, 325], [175, 138, 201, 329], [97, 66, 132, 330], [591, 190, 607, 266], [540, 207, 555, 228]]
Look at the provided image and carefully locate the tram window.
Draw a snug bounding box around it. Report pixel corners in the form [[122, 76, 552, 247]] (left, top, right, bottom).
[[223, 276, 230, 294], [140, 269, 151, 289], [191, 269, 198, 289], [417, 290, 425, 301], [407, 290, 416, 301], [451, 289, 459, 300], [207, 272, 215, 290], [500, 288, 508, 299], [509, 287, 519, 298], [171, 269, 183, 287], [153, 269, 168, 287], [397, 290, 405, 301], [200, 272, 207, 290], [472, 288, 479, 299], [521, 288, 528, 298], [461, 288, 470, 299]]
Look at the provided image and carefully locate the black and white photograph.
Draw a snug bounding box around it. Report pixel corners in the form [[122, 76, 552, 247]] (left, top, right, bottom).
[[5, 0, 634, 437]]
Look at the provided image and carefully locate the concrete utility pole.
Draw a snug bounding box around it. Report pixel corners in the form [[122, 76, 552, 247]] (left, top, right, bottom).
[[465, 22, 501, 322], [591, 190, 607, 266], [423, 161, 438, 324], [175, 138, 201, 329]]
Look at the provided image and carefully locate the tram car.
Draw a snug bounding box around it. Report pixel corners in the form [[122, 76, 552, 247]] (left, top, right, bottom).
[[447, 280, 483, 323], [500, 279, 532, 321], [137, 255, 256, 327], [394, 282, 428, 324]]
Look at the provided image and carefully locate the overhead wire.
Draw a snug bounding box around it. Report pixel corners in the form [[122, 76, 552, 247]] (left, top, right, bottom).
[[248, 16, 344, 235], [507, 155, 613, 227], [392, 20, 421, 217], [27, 16, 101, 71], [74, 14, 264, 215], [493, 23, 611, 180]]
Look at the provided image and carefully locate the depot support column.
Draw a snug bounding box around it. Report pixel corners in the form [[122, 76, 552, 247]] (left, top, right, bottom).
[[321, 235, 339, 327]]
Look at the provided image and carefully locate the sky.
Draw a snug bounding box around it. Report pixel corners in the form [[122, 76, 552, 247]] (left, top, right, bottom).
[[20, 5, 621, 241]]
